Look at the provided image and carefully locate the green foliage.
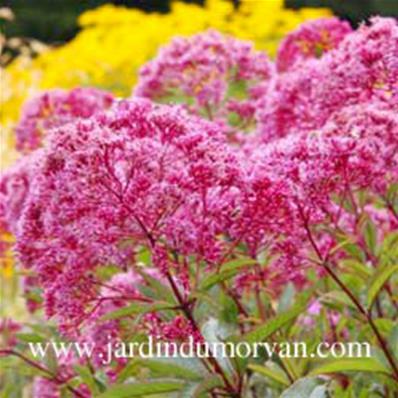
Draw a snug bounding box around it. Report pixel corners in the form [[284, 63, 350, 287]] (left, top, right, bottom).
[[97, 381, 184, 398]]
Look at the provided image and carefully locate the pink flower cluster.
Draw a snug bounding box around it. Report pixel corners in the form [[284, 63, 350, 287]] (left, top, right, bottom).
[[5, 16, 397, 332], [276, 17, 352, 72], [15, 87, 114, 152], [32, 378, 60, 398], [16, 99, 242, 333], [134, 29, 274, 136], [257, 17, 398, 142]]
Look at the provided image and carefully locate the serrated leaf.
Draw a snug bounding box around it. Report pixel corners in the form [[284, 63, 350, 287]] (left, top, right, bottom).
[[309, 358, 390, 376], [242, 304, 305, 344], [367, 264, 398, 308], [97, 381, 184, 398], [248, 363, 290, 386]]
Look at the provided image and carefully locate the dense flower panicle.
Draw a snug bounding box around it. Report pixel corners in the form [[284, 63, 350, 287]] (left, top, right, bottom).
[[32, 377, 60, 398], [16, 99, 242, 331], [276, 17, 352, 72], [257, 17, 398, 142], [234, 102, 398, 291], [0, 153, 42, 235], [321, 104, 398, 191], [134, 30, 273, 133], [146, 314, 202, 343], [0, 153, 42, 283], [15, 88, 115, 152]]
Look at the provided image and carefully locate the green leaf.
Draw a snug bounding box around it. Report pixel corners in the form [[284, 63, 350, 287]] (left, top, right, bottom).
[[386, 183, 398, 202], [192, 375, 223, 398], [363, 219, 377, 254], [388, 325, 398, 359], [242, 304, 305, 344], [319, 291, 358, 312], [227, 79, 248, 99], [248, 363, 290, 386], [359, 318, 394, 341], [309, 358, 390, 376], [97, 381, 183, 398], [380, 231, 398, 254], [134, 359, 202, 381], [336, 234, 365, 262], [95, 264, 121, 281], [220, 258, 257, 273], [199, 258, 257, 291], [220, 292, 239, 324], [15, 332, 45, 343], [280, 377, 324, 398], [117, 356, 206, 383], [178, 383, 202, 398], [136, 267, 177, 304], [367, 264, 398, 308], [101, 301, 175, 321], [74, 365, 103, 394], [341, 259, 372, 280]]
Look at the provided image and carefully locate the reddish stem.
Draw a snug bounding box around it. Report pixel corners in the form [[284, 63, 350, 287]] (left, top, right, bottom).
[[0, 349, 86, 398]]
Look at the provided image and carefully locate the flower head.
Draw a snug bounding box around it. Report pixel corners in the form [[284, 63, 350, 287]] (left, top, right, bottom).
[[16, 87, 114, 152], [16, 99, 241, 332], [257, 17, 398, 142], [135, 30, 273, 134], [276, 17, 352, 72]]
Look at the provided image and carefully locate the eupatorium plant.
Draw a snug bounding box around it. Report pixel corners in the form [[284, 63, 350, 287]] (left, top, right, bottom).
[[134, 30, 274, 138], [257, 17, 398, 143], [1, 16, 398, 398], [15, 87, 114, 152], [16, 98, 242, 333]]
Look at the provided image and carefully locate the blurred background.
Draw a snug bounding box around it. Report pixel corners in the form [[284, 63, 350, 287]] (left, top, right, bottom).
[[1, 0, 398, 45]]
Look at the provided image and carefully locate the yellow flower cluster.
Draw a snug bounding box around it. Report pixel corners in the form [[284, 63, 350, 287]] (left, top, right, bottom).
[[1, 0, 330, 169]]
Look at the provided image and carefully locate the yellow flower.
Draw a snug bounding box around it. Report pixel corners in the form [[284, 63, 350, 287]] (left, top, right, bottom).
[[1, 0, 330, 170], [0, 233, 15, 278]]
